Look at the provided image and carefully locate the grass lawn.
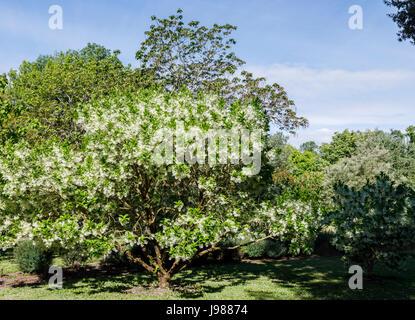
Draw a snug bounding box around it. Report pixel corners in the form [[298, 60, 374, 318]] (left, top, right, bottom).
[[1, 252, 414, 300]]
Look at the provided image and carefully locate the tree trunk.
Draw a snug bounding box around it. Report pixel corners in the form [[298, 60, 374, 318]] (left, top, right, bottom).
[[157, 273, 171, 289]]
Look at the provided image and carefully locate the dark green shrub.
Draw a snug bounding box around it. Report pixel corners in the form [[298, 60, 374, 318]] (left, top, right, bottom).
[[242, 239, 287, 259], [331, 174, 415, 276], [265, 240, 287, 258], [242, 240, 267, 258], [14, 241, 53, 275]]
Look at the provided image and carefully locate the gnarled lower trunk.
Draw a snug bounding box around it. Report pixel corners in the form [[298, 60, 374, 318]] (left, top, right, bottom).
[[157, 273, 171, 289]]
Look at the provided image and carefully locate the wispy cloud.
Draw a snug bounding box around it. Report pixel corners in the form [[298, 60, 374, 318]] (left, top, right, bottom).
[[247, 64, 415, 146]]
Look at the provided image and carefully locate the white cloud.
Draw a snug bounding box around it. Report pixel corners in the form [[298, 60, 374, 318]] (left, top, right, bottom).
[[288, 128, 335, 147], [246, 64, 415, 147], [247, 64, 415, 100]]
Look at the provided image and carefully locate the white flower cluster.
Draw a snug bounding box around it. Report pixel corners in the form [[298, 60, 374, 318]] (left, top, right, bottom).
[[0, 90, 270, 259]]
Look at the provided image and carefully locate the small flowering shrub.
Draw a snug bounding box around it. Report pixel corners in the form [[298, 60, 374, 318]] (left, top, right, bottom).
[[0, 89, 321, 288], [331, 174, 415, 276]]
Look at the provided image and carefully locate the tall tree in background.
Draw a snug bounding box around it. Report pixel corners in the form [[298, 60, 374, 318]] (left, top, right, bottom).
[[385, 0, 415, 45], [1, 43, 153, 145], [136, 9, 308, 133], [300, 141, 319, 153]]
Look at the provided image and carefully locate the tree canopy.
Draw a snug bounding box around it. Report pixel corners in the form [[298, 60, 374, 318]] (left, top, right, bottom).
[[0, 43, 153, 145], [0, 89, 321, 288], [385, 0, 415, 45], [136, 9, 308, 132]]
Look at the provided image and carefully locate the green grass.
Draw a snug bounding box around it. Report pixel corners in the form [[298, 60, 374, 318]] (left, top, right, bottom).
[[1, 253, 414, 300]]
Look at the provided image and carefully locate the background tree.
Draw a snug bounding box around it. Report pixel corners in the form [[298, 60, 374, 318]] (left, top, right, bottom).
[[136, 9, 308, 132], [385, 0, 415, 45], [300, 141, 319, 153], [0, 74, 13, 143], [1, 43, 153, 145], [406, 125, 415, 143], [324, 143, 394, 190], [331, 174, 415, 277], [319, 130, 362, 164]]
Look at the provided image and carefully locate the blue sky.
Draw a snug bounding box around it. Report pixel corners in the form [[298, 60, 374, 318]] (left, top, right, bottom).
[[1, 0, 414, 146]]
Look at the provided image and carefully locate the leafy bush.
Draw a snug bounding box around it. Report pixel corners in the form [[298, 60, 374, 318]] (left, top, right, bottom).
[[242, 240, 267, 258], [331, 174, 415, 276], [265, 240, 287, 258], [242, 239, 286, 259], [14, 240, 52, 275]]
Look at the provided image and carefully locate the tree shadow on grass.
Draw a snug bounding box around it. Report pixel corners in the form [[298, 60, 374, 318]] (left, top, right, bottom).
[[249, 257, 414, 300], [35, 256, 415, 299], [61, 273, 156, 296], [171, 258, 342, 299], [173, 256, 415, 300]]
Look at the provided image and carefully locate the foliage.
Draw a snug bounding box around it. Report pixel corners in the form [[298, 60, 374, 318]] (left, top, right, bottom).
[[385, 0, 415, 45], [406, 125, 415, 144], [324, 129, 415, 191], [288, 148, 326, 177], [0, 74, 13, 144], [360, 129, 415, 186], [241, 239, 286, 259], [319, 130, 362, 164], [331, 174, 415, 276], [254, 196, 323, 255], [13, 240, 52, 275], [101, 245, 144, 268], [1, 43, 153, 144], [272, 168, 325, 205], [60, 245, 90, 269], [324, 144, 394, 190], [266, 143, 294, 171], [0, 89, 320, 288], [136, 9, 308, 132], [136, 9, 243, 92]]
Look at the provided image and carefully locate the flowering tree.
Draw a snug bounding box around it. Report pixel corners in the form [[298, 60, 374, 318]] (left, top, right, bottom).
[[0, 90, 321, 288]]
